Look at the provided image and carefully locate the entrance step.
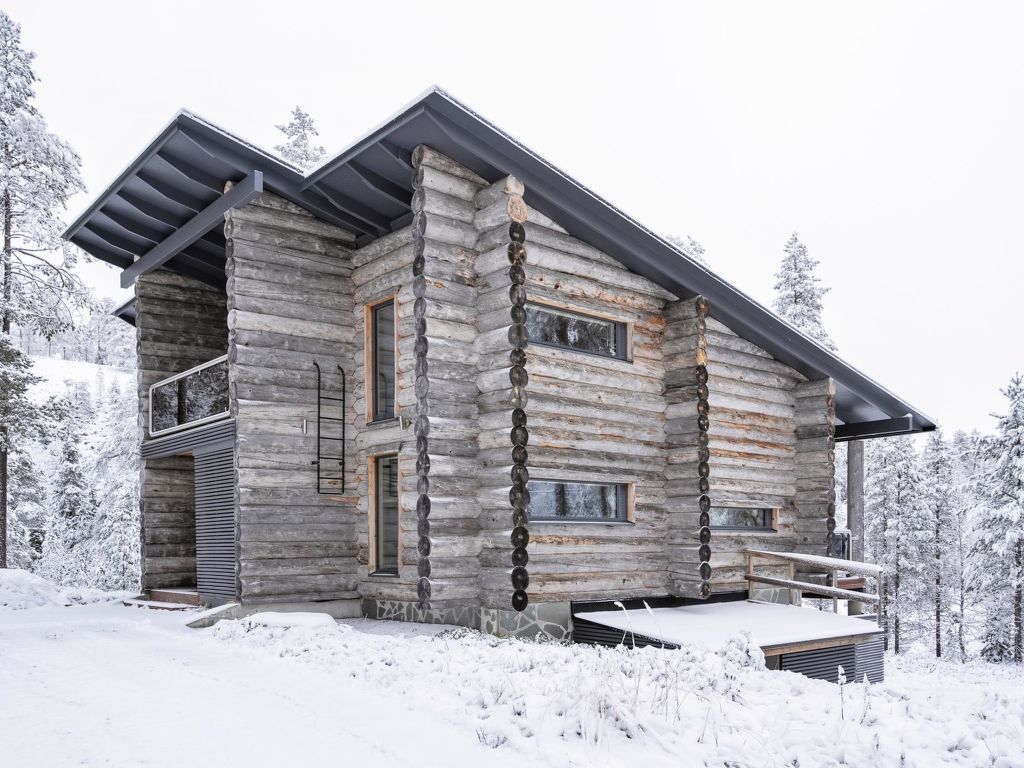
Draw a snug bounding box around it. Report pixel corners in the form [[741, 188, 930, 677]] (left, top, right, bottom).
[[148, 589, 201, 606], [122, 598, 195, 611]]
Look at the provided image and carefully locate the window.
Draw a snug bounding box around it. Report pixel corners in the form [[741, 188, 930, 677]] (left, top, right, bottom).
[[709, 507, 776, 531], [527, 480, 630, 522], [525, 303, 628, 360], [372, 455, 399, 575], [368, 299, 396, 422]]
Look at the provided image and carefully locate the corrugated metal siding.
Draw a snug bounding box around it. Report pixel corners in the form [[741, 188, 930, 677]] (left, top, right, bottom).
[[194, 446, 237, 599], [572, 616, 680, 650], [853, 636, 885, 684], [780, 638, 885, 684]]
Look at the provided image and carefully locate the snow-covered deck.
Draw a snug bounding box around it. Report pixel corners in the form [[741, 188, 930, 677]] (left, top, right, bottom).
[[574, 600, 882, 655]]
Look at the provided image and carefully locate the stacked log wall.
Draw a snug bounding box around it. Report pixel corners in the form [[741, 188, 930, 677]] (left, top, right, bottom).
[[664, 297, 710, 598], [406, 146, 486, 609], [135, 269, 228, 590], [793, 378, 838, 555], [703, 316, 804, 590], [225, 192, 359, 603], [477, 198, 676, 608]]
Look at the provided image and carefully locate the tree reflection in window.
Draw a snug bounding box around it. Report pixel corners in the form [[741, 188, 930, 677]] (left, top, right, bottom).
[[524, 303, 626, 360]]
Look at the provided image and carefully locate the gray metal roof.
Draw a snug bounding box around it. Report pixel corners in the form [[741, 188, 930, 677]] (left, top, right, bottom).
[[63, 86, 935, 435]]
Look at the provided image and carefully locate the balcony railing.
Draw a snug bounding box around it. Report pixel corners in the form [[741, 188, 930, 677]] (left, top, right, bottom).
[[149, 355, 230, 438]]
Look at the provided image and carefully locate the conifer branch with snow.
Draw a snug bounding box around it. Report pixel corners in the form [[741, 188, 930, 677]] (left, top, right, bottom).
[[771, 232, 836, 350]]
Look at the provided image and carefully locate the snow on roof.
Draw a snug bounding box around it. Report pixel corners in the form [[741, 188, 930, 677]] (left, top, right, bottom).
[[576, 600, 881, 652]]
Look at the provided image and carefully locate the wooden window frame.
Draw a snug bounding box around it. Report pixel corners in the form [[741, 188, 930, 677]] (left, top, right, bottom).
[[365, 295, 398, 424], [368, 452, 401, 576], [524, 299, 632, 362], [527, 479, 634, 524], [708, 506, 779, 533]]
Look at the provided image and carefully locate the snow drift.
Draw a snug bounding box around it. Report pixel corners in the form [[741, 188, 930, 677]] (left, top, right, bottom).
[[0, 568, 125, 610]]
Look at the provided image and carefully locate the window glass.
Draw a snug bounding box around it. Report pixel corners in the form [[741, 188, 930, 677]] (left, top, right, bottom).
[[525, 303, 625, 359], [150, 358, 229, 435], [528, 480, 628, 522], [374, 455, 399, 574], [709, 507, 775, 530], [371, 300, 396, 421]]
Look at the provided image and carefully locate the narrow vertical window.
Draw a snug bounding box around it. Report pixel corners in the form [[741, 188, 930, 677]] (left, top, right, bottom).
[[373, 455, 399, 575], [370, 299, 396, 421]]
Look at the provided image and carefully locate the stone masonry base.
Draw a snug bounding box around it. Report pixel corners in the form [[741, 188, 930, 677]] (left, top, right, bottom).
[[362, 599, 572, 642]]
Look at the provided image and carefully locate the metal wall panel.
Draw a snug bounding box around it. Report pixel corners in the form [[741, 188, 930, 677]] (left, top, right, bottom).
[[780, 640, 885, 684], [193, 445, 237, 599]]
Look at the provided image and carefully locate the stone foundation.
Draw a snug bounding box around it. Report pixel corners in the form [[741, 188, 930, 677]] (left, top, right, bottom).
[[362, 599, 571, 642]]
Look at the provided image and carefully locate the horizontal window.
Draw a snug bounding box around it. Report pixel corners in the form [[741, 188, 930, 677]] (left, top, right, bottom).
[[528, 480, 629, 522], [709, 507, 776, 531], [525, 303, 627, 360]]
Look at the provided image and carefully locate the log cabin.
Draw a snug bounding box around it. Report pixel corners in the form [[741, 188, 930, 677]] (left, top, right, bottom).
[[64, 88, 934, 681]]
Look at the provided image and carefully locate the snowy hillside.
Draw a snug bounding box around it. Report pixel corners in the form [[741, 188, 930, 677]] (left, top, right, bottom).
[[27, 355, 133, 403]]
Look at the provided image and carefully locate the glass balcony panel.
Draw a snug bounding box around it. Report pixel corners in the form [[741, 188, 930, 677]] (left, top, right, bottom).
[[149, 356, 229, 436]]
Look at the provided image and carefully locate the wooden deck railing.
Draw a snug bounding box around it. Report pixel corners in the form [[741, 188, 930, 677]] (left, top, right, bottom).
[[744, 548, 883, 626]]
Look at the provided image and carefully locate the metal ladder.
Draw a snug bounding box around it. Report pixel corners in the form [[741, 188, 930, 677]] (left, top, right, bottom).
[[311, 361, 346, 494]]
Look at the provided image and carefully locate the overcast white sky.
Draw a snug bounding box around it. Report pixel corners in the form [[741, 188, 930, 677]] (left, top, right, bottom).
[[7, 0, 1022, 434]]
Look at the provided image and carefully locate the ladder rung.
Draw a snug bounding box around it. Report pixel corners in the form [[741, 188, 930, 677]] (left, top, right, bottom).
[[318, 477, 345, 482], [319, 416, 345, 421], [317, 436, 345, 441], [319, 456, 345, 461], [319, 396, 345, 402]]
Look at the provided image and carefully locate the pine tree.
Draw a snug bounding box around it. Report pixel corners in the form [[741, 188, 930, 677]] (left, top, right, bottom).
[[274, 106, 327, 170], [0, 11, 87, 567], [88, 381, 140, 590], [865, 436, 929, 653], [947, 430, 983, 660], [922, 429, 953, 657], [37, 417, 96, 586], [6, 451, 44, 569], [0, 333, 66, 565], [668, 235, 709, 266], [975, 374, 1024, 663], [771, 232, 836, 350]]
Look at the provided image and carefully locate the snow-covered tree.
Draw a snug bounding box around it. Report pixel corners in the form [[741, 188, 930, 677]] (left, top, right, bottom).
[[946, 430, 984, 661], [6, 451, 45, 569], [973, 375, 1024, 663], [0, 333, 66, 565], [87, 381, 140, 590], [668, 234, 709, 266], [0, 10, 87, 567], [274, 106, 326, 170], [771, 232, 836, 350], [36, 419, 96, 586], [865, 436, 930, 653], [922, 429, 954, 657]]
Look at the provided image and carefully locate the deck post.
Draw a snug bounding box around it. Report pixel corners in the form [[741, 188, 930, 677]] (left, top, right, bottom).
[[847, 440, 865, 561]]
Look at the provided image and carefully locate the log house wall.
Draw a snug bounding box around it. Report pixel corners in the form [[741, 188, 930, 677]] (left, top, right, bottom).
[[225, 193, 359, 603], [135, 269, 228, 590]]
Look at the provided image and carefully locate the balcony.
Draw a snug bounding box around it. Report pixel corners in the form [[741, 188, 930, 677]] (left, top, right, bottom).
[[149, 355, 229, 438]]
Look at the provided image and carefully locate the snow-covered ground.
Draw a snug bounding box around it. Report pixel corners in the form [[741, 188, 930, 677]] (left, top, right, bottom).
[[1, 573, 1022, 768]]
